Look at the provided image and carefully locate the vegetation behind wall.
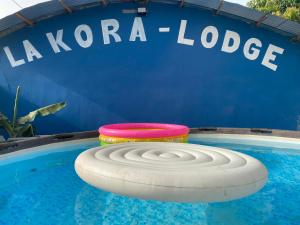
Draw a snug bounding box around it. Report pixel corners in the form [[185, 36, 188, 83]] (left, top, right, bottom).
[[247, 0, 300, 22]]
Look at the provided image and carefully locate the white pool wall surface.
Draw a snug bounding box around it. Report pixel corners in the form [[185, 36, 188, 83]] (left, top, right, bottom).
[[189, 134, 300, 152], [1, 133, 300, 162]]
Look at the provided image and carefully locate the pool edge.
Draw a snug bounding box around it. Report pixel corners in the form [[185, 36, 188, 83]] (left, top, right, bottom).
[[2, 127, 300, 155]]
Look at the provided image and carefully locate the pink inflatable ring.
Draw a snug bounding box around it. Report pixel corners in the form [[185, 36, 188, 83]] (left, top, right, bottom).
[[98, 123, 189, 144], [99, 123, 189, 138]]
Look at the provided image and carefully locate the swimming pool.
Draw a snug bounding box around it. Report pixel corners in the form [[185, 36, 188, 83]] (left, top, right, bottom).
[[0, 135, 299, 225]]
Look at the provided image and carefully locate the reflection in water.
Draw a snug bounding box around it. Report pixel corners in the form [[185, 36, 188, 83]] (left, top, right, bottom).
[[74, 188, 209, 225]]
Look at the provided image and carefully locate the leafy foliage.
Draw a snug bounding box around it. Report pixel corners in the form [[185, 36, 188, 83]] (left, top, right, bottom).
[[247, 0, 300, 22], [0, 86, 66, 138], [18, 102, 67, 125]]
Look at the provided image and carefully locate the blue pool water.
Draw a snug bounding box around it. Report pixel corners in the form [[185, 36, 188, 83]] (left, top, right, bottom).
[[0, 138, 299, 225]]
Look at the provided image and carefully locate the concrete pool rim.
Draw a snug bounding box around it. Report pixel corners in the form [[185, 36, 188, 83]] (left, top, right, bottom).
[[2, 127, 300, 155]]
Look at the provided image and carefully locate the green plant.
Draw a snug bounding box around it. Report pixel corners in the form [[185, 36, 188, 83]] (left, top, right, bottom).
[[247, 0, 300, 22], [0, 86, 66, 138]]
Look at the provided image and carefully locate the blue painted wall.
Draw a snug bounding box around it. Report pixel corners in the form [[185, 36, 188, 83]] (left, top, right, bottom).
[[0, 2, 300, 134]]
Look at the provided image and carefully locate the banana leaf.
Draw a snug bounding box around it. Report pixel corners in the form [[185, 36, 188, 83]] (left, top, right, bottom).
[[0, 113, 8, 123], [0, 113, 14, 137], [17, 102, 67, 125], [12, 86, 20, 128], [14, 124, 35, 137]]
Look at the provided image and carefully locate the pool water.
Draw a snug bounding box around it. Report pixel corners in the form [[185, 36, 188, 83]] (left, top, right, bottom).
[[0, 138, 299, 225]]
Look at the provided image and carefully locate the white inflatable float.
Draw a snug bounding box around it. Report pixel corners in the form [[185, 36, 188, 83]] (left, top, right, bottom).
[[75, 142, 268, 202]]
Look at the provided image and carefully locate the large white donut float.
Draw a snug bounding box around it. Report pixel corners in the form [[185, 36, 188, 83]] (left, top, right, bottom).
[[75, 142, 268, 202]]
